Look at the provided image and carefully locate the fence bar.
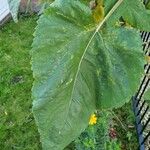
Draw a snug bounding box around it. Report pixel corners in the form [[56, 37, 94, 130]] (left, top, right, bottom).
[[141, 131, 150, 145], [137, 101, 146, 116], [131, 4, 150, 147], [140, 117, 150, 134], [132, 96, 145, 150], [136, 98, 141, 107], [138, 105, 149, 125], [136, 66, 150, 99], [138, 79, 150, 100]]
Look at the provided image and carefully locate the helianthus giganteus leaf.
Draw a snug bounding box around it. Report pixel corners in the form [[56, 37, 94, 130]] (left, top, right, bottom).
[[104, 0, 150, 31], [31, 0, 144, 149], [7, 0, 21, 22]]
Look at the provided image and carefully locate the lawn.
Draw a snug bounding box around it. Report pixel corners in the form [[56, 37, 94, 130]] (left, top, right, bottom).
[[0, 15, 138, 150], [0, 15, 41, 150]]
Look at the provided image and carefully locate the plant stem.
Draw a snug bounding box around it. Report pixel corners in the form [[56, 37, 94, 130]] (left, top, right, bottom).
[[96, 0, 123, 32], [111, 110, 127, 131], [69, 0, 124, 124]]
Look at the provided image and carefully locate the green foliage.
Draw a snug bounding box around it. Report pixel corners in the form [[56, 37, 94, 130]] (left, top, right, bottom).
[[0, 14, 141, 150], [0, 16, 41, 149], [105, 140, 121, 150], [105, 0, 150, 31], [126, 131, 132, 141], [114, 102, 139, 149], [7, 0, 21, 22], [31, 0, 147, 149], [74, 111, 121, 150]]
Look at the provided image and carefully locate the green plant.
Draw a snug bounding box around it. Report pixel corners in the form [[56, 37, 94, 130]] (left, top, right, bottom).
[[74, 111, 122, 150], [74, 111, 111, 150], [105, 140, 121, 150], [126, 131, 132, 141], [7, 0, 150, 149], [113, 102, 139, 149]]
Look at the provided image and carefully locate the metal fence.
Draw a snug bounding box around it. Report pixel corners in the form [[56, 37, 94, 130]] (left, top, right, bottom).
[[132, 31, 150, 150]]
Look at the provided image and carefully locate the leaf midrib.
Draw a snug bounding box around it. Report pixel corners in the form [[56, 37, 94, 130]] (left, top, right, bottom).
[[59, 0, 124, 131]]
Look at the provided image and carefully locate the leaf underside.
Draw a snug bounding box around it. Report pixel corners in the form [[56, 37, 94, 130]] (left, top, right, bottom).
[[31, 0, 147, 149]]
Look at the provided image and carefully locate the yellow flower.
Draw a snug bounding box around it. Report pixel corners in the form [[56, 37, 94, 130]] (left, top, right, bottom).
[[89, 114, 97, 125]]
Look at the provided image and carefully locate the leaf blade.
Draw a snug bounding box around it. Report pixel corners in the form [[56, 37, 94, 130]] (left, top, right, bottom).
[[104, 0, 150, 31], [31, 1, 97, 149], [31, 0, 145, 149]]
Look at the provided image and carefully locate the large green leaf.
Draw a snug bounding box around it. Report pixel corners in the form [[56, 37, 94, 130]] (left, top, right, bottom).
[[8, 0, 21, 22], [104, 0, 150, 31], [31, 0, 144, 149], [95, 27, 144, 108]]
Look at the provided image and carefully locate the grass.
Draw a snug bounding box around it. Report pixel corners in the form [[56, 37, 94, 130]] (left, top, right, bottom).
[[0, 15, 138, 150], [0, 15, 41, 150]]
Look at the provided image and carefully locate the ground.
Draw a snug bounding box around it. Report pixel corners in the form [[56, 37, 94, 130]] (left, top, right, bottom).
[[0, 15, 41, 150], [0, 15, 138, 150]]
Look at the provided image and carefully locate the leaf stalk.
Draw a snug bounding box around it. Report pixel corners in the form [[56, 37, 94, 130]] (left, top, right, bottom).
[[96, 0, 123, 32]]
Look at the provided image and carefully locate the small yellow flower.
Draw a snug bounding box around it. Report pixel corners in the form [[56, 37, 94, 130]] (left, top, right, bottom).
[[89, 114, 97, 125]]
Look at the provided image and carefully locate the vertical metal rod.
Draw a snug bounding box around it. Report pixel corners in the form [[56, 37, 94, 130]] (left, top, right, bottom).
[[132, 96, 145, 150]]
